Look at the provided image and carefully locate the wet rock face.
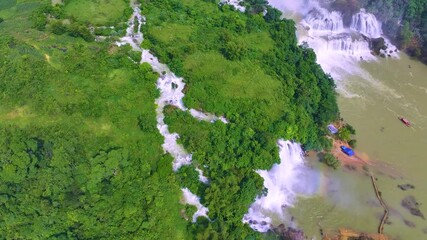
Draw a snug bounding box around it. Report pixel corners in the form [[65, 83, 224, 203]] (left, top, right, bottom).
[[369, 37, 387, 55], [271, 224, 305, 240], [403, 219, 416, 228], [401, 195, 425, 219], [398, 184, 415, 191]]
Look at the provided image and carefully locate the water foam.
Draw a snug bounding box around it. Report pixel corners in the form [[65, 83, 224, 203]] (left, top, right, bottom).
[[268, 0, 400, 99], [182, 188, 209, 222], [351, 9, 382, 38], [118, 5, 228, 173], [243, 140, 321, 232], [221, 0, 245, 12]]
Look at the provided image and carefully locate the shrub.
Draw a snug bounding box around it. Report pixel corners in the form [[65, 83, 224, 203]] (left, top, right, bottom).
[[68, 23, 94, 42], [348, 139, 357, 148], [337, 127, 351, 142], [323, 153, 341, 169], [50, 20, 66, 35]]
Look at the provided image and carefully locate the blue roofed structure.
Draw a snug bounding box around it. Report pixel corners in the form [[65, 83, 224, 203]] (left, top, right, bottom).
[[327, 124, 338, 134], [340, 146, 354, 156]]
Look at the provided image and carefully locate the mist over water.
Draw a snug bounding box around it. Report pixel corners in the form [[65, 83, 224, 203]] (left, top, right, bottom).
[[241, 0, 410, 235], [243, 140, 335, 232]]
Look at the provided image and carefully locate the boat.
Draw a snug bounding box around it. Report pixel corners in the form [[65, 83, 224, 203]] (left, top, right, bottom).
[[398, 116, 411, 127], [340, 146, 354, 157]]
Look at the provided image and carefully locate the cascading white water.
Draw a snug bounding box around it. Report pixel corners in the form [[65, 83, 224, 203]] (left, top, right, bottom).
[[117, 5, 227, 172], [267, 0, 400, 98], [305, 8, 344, 33], [182, 188, 210, 222], [350, 8, 382, 38], [243, 140, 321, 232], [116, 3, 234, 222]]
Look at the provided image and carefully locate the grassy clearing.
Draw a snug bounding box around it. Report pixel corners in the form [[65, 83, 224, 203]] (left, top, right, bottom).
[[182, 51, 286, 119], [64, 0, 127, 25], [242, 31, 274, 53], [0, 0, 17, 11], [184, 51, 280, 99], [149, 23, 193, 44]]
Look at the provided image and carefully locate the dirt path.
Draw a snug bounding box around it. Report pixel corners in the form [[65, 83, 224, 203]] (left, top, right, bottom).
[[331, 139, 371, 167]]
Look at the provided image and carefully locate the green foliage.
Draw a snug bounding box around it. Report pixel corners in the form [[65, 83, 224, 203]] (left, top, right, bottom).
[[31, 6, 48, 30], [348, 139, 357, 148], [323, 153, 341, 169], [222, 40, 248, 60], [338, 127, 351, 142], [142, 1, 339, 237], [358, 0, 427, 62], [185, 204, 198, 220], [264, 6, 282, 22], [1, 0, 341, 238], [30, 1, 133, 42], [67, 22, 94, 41], [0, 17, 4, 23], [337, 124, 355, 142], [0, 0, 17, 11], [319, 137, 333, 151], [400, 21, 414, 46], [345, 123, 356, 134], [49, 20, 66, 35], [0, 23, 189, 239], [64, 0, 129, 26]]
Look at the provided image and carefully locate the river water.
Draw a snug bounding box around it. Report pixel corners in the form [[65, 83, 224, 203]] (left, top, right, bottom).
[[263, 0, 427, 239], [290, 54, 427, 240]]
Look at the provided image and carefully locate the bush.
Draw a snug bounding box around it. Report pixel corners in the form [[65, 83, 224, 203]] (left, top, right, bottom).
[[50, 20, 66, 35], [323, 153, 341, 169], [319, 137, 333, 151], [345, 124, 356, 134], [68, 23, 94, 42], [337, 127, 351, 142], [222, 40, 248, 60], [348, 139, 357, 148], [31, 11, 47, 30]]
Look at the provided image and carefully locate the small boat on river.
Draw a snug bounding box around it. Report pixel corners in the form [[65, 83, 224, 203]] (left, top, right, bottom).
[[398, 116, 411, 127]]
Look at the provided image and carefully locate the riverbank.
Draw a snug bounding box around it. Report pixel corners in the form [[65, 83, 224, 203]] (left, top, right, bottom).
[[323, 228, 389, 240], [331, 139, 371, 169]]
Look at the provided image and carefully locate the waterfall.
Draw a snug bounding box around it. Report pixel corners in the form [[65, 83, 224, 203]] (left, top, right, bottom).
[[305, 8, 344, 33], [182, 188, 210, 222], [351, 9, 382, 38], [301, 7, 385, 58], [243, 140, 321, 232], [267, 0, 399, 98]]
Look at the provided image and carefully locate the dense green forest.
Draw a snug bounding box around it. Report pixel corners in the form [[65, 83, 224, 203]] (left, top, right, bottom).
[[0, 0, 190, 238], [142, 0, 338, 238], [331, 0, 427, 63], [0, 0, 339, 238]]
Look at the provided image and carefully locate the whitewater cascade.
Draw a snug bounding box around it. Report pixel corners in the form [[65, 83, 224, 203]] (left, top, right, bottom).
[[267, 0, 400, 98], [221, 0, 245, 12], [243, 140, 321, 232], [304, 8, 344, 33], [182, 188, 210, 222], [350, 8, 383, 38], [117, 3, 231, 221], [117, 5, 227, 172]]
